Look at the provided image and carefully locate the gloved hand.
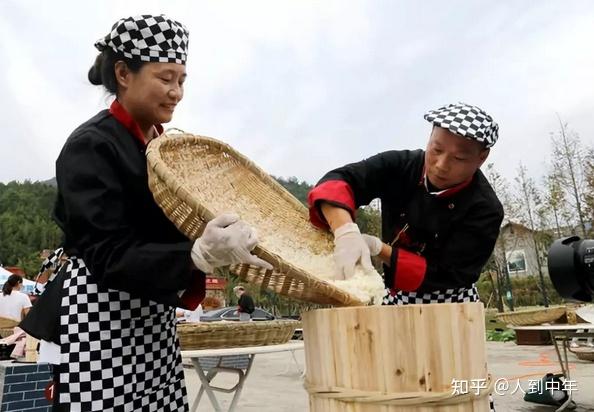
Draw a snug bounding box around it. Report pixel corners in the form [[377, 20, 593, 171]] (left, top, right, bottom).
[[333, 222, 374, 280], [361, 234, 383, 257], [191, 213, 273, 273]]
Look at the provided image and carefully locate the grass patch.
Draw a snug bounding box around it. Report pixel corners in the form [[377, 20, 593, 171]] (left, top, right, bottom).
[[486, 329, 516, 342], [485, 310, 509, 331], [484, 309, 515, 341]]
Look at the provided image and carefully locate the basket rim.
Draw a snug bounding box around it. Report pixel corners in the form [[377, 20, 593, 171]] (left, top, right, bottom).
[[495, 306, 567, 326], [146, 132, 366, 307], [568, 346, 594, 361], [495, 306, 566, 316], [177, 319, 300, 329], [176, 319, 300, 350]]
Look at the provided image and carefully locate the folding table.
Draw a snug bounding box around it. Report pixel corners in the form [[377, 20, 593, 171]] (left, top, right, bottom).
[[181, 341, 304, 412]]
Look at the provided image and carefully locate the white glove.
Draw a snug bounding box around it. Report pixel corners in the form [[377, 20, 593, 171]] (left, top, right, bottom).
[[361, 234, 383, 257], [191, 213, 273, 273], [333, 222, 374, 280]]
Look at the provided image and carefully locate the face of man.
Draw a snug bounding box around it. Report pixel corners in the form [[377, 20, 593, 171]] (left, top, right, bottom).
[[424, 127, 489, 190]]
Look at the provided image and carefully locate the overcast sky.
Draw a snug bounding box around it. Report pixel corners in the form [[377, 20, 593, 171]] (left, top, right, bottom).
[[1, 0, 593, 186]]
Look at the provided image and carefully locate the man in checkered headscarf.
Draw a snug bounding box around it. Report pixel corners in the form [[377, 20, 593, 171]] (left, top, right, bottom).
[[308, 102, 501, 410], [308, 101, 503, 301], [424, 102, 499, 148], [421, 101, 498, 192]]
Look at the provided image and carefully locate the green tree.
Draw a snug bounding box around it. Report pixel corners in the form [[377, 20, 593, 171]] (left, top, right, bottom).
[[514, 164, 549, 307], [543, 170, 568, 238], [273, 176, 312, 205], [0, 180, 62, 277], [485, 163, 518, 311], [550, 116, 588, 236], [583, 147, 594, 230]]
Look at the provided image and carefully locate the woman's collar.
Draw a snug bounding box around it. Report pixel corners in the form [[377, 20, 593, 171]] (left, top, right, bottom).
[[109, 100, 164, 146]]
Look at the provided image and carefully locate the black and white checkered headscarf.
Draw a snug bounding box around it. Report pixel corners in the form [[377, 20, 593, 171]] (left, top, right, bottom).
[[95, 15, 189, 64], [424, 102, 499, 148]]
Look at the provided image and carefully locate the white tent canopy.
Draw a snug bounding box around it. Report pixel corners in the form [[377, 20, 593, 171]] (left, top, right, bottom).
[[0, 266, 36, 294], [0, 266, 16, 280]]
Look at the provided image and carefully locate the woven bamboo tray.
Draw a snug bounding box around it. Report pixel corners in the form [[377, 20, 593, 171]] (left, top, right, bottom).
[[146, 132, 366, 307], [177, 320, 300, 350], [0, 317, 18, 329], [568, 346, 594, 362], [0, 328, 14, 338], [495, 306, 567, 326]]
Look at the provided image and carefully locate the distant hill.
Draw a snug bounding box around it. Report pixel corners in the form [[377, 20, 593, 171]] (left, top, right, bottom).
[[273, 176, 312, 204], [42, 176, 304, 193], [0, 176, 313, 275], [0, 175, 379, 276], [43, 177, 57, 187], [0, 181, 62, 275]]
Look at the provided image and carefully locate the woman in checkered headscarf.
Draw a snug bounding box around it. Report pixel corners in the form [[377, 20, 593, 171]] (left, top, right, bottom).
[[20, 15, 270, 412]]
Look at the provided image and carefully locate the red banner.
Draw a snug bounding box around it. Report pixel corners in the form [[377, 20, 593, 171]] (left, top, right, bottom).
[[205, 277, 227, 290]]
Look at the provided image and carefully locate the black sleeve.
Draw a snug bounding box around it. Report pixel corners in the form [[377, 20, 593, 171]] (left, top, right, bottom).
[[55, 132, 194, 295], [317, 150, 422, 207], [238, 295, 255, 313]]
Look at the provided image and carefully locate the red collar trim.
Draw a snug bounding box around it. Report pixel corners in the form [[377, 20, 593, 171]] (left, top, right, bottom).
[[109, 100, 164, 147]]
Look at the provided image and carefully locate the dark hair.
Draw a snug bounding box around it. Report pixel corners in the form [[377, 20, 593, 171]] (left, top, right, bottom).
[[88, 48, 147, 94], [2, 274, 23, 296]]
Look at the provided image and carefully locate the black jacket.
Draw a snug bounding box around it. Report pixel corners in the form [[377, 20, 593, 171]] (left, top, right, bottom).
[[308, 149, 504, 292], [238, 294, 255, 314], [54, 109, 201, 307]]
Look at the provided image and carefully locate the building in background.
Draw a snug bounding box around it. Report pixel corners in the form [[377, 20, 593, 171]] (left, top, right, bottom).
[[495, 222, 548, 278], [205, 276, 227, 307]]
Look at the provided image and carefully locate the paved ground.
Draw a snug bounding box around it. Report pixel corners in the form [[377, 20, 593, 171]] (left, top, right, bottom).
[[183, 341, 594, 411]]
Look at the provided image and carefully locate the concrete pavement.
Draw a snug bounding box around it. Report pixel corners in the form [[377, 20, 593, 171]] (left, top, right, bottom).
[[183, 341, 594, 411]]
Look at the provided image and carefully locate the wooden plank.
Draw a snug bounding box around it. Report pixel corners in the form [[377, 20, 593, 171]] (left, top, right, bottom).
[[303, 303, 489, 412]]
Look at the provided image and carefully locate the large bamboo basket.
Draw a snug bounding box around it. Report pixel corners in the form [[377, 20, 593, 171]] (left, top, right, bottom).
[[303, 303, 490, 412], [177, 320, 300, 350], [146, 132, 365, 307], [495, 306, 566, 326], [0, 317, 18, 329], [568, 346, 594, 362], [0, 328, 14, 338]]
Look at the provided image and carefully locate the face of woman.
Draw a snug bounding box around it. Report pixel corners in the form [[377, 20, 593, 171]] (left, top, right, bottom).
[[118, 62, 187, 127]]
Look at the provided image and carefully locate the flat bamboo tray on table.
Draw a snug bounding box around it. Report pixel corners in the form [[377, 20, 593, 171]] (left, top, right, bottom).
[[495, 306, 567, 326], [176, 320, 300, 350]]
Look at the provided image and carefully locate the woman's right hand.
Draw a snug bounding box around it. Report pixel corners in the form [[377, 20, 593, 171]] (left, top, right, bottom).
[[191, 213, 273, 273]]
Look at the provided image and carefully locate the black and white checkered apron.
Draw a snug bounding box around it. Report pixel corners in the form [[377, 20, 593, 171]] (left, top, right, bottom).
[[382, 284, 480, 305], [382, 285, 496, 411], [55, 256, 188, 411]]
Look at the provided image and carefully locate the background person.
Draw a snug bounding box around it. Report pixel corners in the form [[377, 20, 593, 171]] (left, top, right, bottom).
[[234, 285, 255, 321], [0, 274, 32, 321]]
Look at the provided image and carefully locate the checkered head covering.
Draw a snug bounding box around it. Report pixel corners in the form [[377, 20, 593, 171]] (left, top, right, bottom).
[[95, 15, 189, 64], [424, 102, 499, 148]]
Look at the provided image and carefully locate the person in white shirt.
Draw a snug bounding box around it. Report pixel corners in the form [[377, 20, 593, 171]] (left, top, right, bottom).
[[0, 274, 32, 321]]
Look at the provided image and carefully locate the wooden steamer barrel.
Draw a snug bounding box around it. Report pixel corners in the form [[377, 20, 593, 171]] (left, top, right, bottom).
[[303, 302, 490, 411]]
